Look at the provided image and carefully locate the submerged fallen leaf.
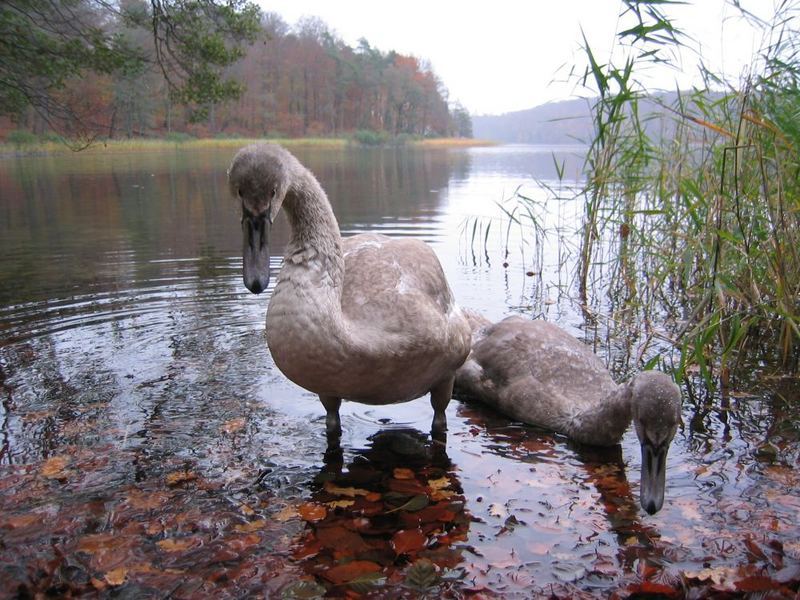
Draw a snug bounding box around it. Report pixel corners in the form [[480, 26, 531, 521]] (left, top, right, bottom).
[[404, 559, 440, 590], [414, 502, 457, 524], [386, 495, 429, 513], [316, 526, 370, 555], [427, 477, 451, 492], [683, 566, 737, 586], [628, 581, 679, 596], [221, 417, 246, 434], [156, 537, 202, 552], [4, 513, 41, 529], [280, 580, 328, 598], [325, 499, 355, 509], [427, 476, 455, 500], [391, 529, 427, 555], [90, 577, 107, 591], [784, 541, 800, 560], [347, 571, 386, 593], [41, 456, 70, 479], [166, 471, 197, 487], [393, 467, 415, 480], [234, 519, 269, 533], [298, 502, 327, 522], [104, 567, 128, 586], [126, 489, 168, 510], [323, 481, 371, 497], [734, 576, 780, 592], [76, 533, 118, 554], [321, 560, 381, 585], [388, 478, 428, 495], [274, 505, 299, 522]]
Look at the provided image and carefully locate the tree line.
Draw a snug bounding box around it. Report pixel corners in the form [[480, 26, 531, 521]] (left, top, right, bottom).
[[0, 1, 472, 142]]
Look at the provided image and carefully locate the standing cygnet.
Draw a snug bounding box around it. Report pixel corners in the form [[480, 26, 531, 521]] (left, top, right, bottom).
[[228, 144, 471, 437], [455, 314, 681, 514]]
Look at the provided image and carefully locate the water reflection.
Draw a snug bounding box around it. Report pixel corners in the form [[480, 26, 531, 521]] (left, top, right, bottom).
[[287, 429, 469, 595], [451, 403, 671, 591], [1, 144, 799, 597]]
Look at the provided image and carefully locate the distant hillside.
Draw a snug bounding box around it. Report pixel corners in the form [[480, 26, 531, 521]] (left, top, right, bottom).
[[473, 99, 593, 144], [473, 91, 726, 144]]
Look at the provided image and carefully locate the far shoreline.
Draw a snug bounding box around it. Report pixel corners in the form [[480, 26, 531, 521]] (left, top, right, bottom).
[[0, 136, 497, 158]]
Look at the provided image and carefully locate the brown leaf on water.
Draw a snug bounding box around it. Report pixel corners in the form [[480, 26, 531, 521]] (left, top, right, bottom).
[[743, 536, 769, 562], [323, 481, 371, 497], [316, 526, 369, 556], [238, 502, 255, 516], [385, 494, 428, 514], [321, 560, 381, 585], [293, 537, 322, 560], [388, 477, 428, 495], [274, 505, 299, 522], [3, 513, 41, 529], [41, 456, 70, 479], [126, 489, 168, 510], [413, 502, 457, 524], [427, 476, 450, 491], [326, 499, 355, 509], [393, 467, 415, 480], [784, 541, 800, 560], [404, 558, 440, 590], [683, 566, 737, 587], [391, 529, 427, 555], [734, 576, 782, 592], [90, 577, 107, 591], [225, 533, 262, 553], [104, 567, 128, 586], [76, 533, 117, 554], [627, 581, 679, 596], [297, 502, 327, 522], [166, 470, 197, 487], [221, 417, 246, 435], [234, 519, 268, 533], [157, 537, 202, 552]]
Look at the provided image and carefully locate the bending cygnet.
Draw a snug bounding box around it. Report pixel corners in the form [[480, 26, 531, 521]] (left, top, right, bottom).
[[456, 314, 681, 514]]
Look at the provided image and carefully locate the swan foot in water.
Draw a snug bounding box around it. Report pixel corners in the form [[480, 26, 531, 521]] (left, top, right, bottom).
[[320, 395, 342, 437], [430, 377, 455, 434]]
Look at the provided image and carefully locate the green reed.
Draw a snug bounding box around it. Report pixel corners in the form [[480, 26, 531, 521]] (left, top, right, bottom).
[[573, 0, 800, 385]]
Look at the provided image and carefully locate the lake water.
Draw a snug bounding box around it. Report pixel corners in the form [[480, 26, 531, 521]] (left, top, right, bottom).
[[1, 144, 798, 598]]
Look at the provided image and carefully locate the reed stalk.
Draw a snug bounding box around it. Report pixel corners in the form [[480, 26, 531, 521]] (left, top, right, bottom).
[[573, 0, 800, 385]]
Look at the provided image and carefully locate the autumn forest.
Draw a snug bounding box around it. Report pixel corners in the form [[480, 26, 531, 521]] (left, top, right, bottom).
[[2, 3, 473, 142]]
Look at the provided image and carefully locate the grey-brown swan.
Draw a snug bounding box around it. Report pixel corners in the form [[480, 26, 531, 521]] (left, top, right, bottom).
[[455, 314, 681, 514], [228, 144, 471, 436]]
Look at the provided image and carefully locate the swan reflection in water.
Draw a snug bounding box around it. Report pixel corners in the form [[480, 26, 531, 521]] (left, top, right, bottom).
[[284, 429, 470, 596]]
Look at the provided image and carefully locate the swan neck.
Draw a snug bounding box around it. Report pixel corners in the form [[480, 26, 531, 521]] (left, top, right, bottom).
[[568, 384, 633, 446], [283, 169, 344, 289]]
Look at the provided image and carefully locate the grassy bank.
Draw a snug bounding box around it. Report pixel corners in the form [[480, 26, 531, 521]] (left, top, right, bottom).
[[0, 135, 494, 157]]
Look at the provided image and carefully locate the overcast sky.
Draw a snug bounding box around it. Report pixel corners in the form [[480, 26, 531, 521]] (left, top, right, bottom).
[[257, 1, 776, 115]]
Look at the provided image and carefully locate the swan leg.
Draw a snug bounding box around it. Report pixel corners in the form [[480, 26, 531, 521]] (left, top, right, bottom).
[[430, 376, 454, 434], [319, 395, 342, 436]]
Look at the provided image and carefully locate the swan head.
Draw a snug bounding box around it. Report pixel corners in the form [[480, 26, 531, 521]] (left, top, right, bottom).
[[228, 144, 295, 294], [629, 370, 681, 514]]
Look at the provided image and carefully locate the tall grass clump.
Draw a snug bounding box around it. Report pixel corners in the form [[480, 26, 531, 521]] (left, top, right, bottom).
[[574, 0, 800, 386]]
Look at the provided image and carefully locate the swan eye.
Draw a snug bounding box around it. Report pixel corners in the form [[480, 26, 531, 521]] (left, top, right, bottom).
[[271, 186, 277, 199], [238, 188, 243, 199]]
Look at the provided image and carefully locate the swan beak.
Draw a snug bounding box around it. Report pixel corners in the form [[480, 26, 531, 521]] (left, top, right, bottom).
[[242, 214, 271, 294], [639, 441, 668, 514]]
